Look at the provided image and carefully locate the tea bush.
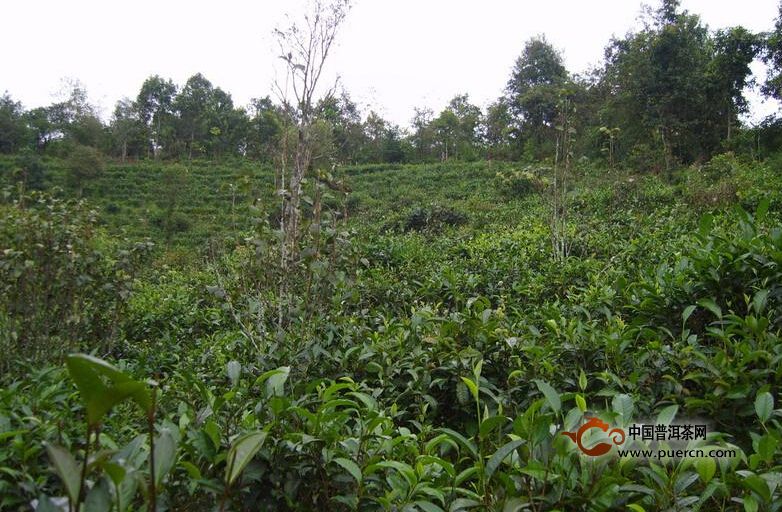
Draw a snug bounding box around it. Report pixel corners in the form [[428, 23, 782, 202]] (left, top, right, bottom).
[[1, 157, 781, 511]]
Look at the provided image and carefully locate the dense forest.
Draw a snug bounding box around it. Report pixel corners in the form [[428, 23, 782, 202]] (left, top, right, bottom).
[[2, 0, 782, 510]]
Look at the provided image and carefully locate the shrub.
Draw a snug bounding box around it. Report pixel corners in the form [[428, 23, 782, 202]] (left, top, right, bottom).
[[494, 166, 547, 198], [0, 191, 152, 370], [66, 144, 105, 196], [403, 205, 468, 233]]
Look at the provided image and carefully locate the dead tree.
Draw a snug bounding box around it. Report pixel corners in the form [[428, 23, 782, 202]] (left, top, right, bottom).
[[273, 0, 351, 267]]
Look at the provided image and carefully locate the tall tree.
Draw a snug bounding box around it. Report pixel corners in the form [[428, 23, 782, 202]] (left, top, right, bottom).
[[110, 98, 144, 162], [0, 93, 29, 153], [247, 96, 283, 162], [484, 98, 514, 160], [600, 0, 754, 166], [136, 75, 176, 158], [174, 73, 214, 158], [410, 107, 435, 162], [763, 1, 782, 102], [506, 36, 569, 158], [709, 27, 760, 140], [274, 0, 351, 265]]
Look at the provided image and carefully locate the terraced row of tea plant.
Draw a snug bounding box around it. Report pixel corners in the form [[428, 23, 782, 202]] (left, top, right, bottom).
[[1, 150, 781, 511]]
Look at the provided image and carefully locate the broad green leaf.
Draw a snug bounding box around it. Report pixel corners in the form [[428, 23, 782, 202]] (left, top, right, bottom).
[[485, 439, 524, 480], [503, 497, 529, 512], [153, 428, 177, 487], [416, 455, 455, 477], [333, 457, 362, 483], [415, 501, 445, 512], [752, 289, 769, 315], [682, 305, 696, 325], [66, 354, 151, 426], [656, 405, 678, 426], [460, 377, 479, 402], [479, 415, 508, 438], [755, 392, 773, 423], [102, 462, 126, 487], [45, 443, 80, 505], [697, 298, 722, 319], [180, 461, 202, 480], [575, 394, 587, 413], [365, 460, 416, 488], [258, 366, 290, 397], [225, 431, 268, 485], [533, 379, 561, 413], [742, 474, 771, 502], [454, 466, 479, 486], [450, 497, 483, 510], [83, 478, 111, 512], [612, 393, 634, 422], [694, 458, 716, 483], [578, 369, 587, 391], [437, 428, 478, 458]]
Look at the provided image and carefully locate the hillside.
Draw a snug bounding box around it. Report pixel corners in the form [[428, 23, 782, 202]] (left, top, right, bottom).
[[2, 153, 782, 510]]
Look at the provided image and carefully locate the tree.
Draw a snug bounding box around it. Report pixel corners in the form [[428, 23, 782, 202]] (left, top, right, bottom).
[[274, 0, 351, 265], [763, 1, 782, 101], [174, 73, 214, 158], [431, 109, 459, 161], [709, 27, 760, 140], [0, 93, 29, 153], [484, 98, 515, 160], [317, 91, 365, 164], [110, 98, 144, 162], [443, 94, 482, 160], [362, 110, 388, 162], [52, 80, 104, 148], [26, 107, 56, 152], [247, 97, 283, 162], [13, 150, 46, 199], [66, 145, 105, 197], [410, 107, 435, 162], [136, 75, 176, 158], [506, 36, 569, 158], [600, 0, 755, 167]]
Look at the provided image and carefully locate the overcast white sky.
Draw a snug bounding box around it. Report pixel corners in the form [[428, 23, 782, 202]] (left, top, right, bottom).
[[1, 0, 779, 128]]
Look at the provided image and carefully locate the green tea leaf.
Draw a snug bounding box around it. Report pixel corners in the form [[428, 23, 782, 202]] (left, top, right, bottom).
[[153, 428, 177, 487], [576, 394, 587, 413], [697, 298, 722, 319], [45, 443, 80, 505], [656, 405, 678, 426], [533, 379, 561, 413], [755, 392, 773, 423], [612, 393, 634, 422], [485, 439, 524, 481], [225, 431, 267, 485], [66, 354, 151, 426], [694, 458, 716, 483], [333, 457, 362, 483], [460, 377, 479, 402]]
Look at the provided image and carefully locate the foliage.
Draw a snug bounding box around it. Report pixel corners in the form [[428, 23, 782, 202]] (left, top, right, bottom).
[[0, 191, 152, 371]]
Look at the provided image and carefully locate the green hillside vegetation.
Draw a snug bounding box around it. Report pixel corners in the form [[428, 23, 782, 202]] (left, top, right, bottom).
[[2, 0, 782, 509], [3, 152, 782, 510]]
